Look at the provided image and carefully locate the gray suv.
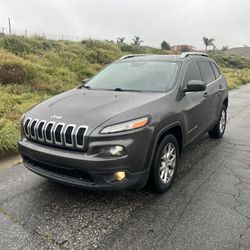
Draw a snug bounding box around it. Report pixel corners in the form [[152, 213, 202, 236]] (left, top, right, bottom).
[[18, 52, 228, 193]]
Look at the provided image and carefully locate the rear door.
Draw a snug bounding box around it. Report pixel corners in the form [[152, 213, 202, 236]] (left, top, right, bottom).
[[210, 62, 224, 119]]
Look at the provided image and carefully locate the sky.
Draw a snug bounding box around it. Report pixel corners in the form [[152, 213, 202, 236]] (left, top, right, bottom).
[[0, 0, 249, 50]]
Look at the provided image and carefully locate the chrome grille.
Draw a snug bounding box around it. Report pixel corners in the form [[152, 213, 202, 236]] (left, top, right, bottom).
[[24, 118, 31, 137], [64, 125, 76, 147], [23, 118, 88, 150], [30, 119, 38, 139]]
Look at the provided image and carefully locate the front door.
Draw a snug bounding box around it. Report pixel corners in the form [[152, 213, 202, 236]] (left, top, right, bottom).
[[182, 60, 209, 142]]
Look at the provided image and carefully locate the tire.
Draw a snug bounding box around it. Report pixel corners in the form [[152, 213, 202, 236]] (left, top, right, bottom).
[[209, 104, 227, 139], [150, 134, 179, 193]]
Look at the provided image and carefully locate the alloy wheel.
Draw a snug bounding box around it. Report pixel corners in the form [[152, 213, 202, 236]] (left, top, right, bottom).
[[219, 110, 226, 134], [159, 142, 176, 184]]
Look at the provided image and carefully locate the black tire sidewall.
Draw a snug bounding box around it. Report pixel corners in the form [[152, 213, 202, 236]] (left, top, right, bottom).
[[215, 104, 227, 137], [152, 134, 179, 193], [209, 104, 227, 138], [219, 105, 227, 136]]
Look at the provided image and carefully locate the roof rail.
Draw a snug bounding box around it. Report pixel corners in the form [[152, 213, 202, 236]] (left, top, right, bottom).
[[119, 54, 150, 60], [180, 52, 208, 58]]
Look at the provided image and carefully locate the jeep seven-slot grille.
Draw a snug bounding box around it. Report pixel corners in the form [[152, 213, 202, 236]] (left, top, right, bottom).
[[23, 118, 88, 150]]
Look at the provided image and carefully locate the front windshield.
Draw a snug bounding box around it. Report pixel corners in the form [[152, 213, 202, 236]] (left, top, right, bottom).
[[86, 61, 180, 92]]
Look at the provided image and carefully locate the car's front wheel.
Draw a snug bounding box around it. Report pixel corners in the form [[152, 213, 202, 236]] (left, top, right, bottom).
[[209, 104, 227, 138], [150, 134, 179, 193]]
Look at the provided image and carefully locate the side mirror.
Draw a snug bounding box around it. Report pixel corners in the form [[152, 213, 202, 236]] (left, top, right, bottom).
[[82, 78, 90, 84], [184, 80, 206, 92]]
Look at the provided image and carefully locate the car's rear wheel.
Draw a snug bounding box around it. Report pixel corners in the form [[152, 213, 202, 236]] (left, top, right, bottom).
[[209, 104, 227, 139], [150, 134, 179, 193]]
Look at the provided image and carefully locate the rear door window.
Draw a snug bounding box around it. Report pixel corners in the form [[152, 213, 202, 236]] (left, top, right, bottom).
[[198, 61, 215, 84], [184, 61, 202, 84]]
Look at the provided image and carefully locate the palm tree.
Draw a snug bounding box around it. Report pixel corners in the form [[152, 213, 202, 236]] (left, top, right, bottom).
[[117, 37, 125, 43], [203, 37, 215, 51], [222, 45, 229, 51], [132, 36, 143, 46]]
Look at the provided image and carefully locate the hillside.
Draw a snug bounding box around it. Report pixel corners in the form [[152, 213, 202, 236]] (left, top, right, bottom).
[[226, 47, 250, 57], [1, 35, 250, 152]]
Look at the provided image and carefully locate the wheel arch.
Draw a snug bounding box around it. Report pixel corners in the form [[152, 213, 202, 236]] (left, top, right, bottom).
[[146, 122, 184, 171], [223, 98, 228, 109]]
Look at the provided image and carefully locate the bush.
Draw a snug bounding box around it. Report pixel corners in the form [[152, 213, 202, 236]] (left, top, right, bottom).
[[0, 118, 19, 152], [0, 49, 36, 84], [0, 35, 44, 55], [209, 51, 250, 69]]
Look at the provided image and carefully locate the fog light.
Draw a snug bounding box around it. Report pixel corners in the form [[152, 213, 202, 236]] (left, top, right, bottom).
[[99, 145, 126, 157], [113, 171, 126, 181]]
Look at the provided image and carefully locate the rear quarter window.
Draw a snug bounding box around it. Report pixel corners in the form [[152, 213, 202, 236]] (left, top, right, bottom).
[[211, 62, 221, 79], [198, 61, 215, 84]]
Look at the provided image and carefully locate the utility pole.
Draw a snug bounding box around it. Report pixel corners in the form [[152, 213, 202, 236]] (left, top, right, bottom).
[[8, 17, 12, 35]]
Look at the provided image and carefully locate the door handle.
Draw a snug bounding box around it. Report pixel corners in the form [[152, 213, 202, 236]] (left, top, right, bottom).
[[203, 92, 208, 98], [219, 84, 223, 89]]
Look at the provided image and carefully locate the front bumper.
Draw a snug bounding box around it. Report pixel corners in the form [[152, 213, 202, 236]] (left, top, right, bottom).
[[18, 135, 151, 190]]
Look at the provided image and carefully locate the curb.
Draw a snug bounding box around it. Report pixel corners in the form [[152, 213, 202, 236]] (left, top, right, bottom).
[[0, 149, 18, 160], [0, 151, 22, 171]]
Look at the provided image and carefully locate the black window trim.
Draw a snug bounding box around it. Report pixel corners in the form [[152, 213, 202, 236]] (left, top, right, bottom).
[[210, 61, 221, 80]]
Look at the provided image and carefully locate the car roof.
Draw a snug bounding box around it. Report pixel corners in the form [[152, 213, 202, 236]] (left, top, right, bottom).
[[116, 53, 212, 63]]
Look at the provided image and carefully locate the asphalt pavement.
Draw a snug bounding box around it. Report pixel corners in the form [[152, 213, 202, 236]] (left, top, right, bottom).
[[1, 84, 250, 250]]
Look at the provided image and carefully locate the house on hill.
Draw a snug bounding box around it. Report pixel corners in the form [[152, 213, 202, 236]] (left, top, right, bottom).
[[171, 44, 194, 51]]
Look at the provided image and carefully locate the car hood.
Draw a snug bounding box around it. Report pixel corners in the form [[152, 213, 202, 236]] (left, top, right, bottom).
[[26, 88, 165, 133]]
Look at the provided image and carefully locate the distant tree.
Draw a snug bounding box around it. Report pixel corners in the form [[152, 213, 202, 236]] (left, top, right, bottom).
[[222, 45, 229, 51], [161, 41, 171, 50], [132, 36, 143, 46], [180, 46, 190, 52], [203, 37, 215, 51], [117, 37, 125, 43]]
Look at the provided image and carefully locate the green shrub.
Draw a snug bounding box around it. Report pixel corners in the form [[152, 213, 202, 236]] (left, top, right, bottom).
[[209, 51, 250, 69], [0, 35, 44, 55], [0, 118, 19, 152], [0, 49, 36, 84]]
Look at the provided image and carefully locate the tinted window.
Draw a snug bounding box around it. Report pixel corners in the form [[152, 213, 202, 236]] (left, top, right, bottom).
[[184, 61, 202, 84], [211, 62, 221, 79], [198, 61, 215, 84]]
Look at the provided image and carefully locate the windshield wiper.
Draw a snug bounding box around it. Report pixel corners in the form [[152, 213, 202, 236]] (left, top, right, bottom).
[[114, 88, 124, 91], [113, 88, 142, 92], [82, 85, 91, 90]]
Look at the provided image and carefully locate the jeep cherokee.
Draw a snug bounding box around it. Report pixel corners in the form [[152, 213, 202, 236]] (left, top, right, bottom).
[[18, 52, 228, 193]]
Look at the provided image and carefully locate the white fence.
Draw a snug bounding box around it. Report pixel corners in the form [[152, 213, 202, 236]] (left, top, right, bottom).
[[0, 27, 84, 41]]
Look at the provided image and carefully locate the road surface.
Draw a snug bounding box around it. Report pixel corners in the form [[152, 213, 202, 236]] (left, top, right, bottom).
[[1, 84, 250, 250]]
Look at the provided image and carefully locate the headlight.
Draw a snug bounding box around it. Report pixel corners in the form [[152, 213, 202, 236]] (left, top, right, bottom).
[[100, 116, 149, 134]]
